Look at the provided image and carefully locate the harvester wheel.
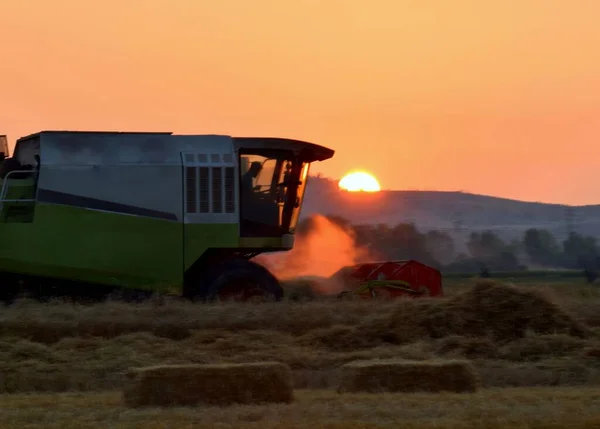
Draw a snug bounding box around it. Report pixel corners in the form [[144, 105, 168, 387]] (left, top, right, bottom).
[[203, 258, 284, 302]]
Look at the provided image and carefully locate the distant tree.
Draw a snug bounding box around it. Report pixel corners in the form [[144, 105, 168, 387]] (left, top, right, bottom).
[[523, 228, 562, 267], [352, 222, 440, 267], [497, 250, 520, 271], [562, 232, 600, 270], [467, 231, 505, 261], [353, 223, 390, 256], [466, 230, 520, 271], [507, 237, 525, 260], [425, 230, 456, 265], [390, 223, 439, 266], [583, 266, 598, 284], [443, 254, 485, 274]]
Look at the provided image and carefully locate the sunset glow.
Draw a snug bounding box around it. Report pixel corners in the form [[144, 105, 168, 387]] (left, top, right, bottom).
[[2, 2, 600, 204], [339, 172, 381, 192]]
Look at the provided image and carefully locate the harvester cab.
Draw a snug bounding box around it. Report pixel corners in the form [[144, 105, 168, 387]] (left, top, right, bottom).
[[0, 131, 334, 303], [235, 138, 333, 242]]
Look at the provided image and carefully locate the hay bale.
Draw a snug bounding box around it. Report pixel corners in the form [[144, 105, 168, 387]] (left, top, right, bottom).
[[337, 359, 480, 394], [123, 362, 294, 407]]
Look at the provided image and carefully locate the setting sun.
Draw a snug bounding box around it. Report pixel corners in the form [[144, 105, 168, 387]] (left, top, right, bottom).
[[338, 171, 381, 192]]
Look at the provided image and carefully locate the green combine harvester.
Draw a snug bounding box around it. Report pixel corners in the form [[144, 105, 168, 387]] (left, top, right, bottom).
[[0, 131, 334, 303]]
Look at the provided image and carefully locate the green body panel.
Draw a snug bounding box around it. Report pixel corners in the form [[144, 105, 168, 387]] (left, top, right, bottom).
[[183, 223, 238, 270], [0, 198, 285, 294], [0, 203, 184, 293]]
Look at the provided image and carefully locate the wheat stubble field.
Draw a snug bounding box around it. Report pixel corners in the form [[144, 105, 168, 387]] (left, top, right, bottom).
[[3, 279, 600, 428]]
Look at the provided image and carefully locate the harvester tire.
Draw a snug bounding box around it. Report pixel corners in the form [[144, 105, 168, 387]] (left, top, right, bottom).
[[203, 258, 284, 302]]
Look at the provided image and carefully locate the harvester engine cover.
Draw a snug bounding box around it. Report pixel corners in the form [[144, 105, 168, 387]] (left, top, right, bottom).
[[333, 260, 443, 300]]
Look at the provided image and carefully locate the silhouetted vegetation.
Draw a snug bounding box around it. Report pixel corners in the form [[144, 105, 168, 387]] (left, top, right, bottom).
[[297, 215, 600, 279]]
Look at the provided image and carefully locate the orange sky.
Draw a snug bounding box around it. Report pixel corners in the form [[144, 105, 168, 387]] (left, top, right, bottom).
[[1, 0, 600, 205]]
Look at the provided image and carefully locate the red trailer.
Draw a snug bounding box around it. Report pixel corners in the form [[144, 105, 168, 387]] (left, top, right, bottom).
[[332, 260, 443, 300]]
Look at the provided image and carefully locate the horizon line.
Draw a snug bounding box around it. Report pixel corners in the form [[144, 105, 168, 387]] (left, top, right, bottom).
[[308, 174, 598, 208]]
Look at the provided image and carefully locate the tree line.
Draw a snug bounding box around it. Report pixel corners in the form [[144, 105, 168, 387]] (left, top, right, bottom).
[[296, 215, 600, 277]]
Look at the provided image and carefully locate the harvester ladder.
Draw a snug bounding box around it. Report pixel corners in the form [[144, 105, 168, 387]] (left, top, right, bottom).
[[0, 169, 38, 214]]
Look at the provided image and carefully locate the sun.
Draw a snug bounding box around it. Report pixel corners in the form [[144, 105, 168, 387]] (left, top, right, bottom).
[[338, 171, 381, 192]]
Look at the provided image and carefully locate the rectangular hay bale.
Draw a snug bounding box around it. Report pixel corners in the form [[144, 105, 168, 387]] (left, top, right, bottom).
[[338, 359, 480, 394], [123, 362, 294, 407]]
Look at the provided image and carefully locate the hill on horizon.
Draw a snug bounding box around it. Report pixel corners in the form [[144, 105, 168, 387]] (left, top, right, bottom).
[[300, 175, 600, 243]]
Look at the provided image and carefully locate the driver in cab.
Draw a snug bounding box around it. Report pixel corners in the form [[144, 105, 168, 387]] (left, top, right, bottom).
[[242, 161, 263, 197]]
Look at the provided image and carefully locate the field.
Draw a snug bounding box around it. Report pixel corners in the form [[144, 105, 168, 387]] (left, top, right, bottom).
[[2, 276, 600, 428]]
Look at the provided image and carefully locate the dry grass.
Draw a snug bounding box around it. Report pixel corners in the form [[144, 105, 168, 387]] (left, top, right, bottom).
[[122, 362, 293, 407], [380, 280, 591, 344], [0, 279, 600, 395], [337, 358, 480, 393], [3, 388, 600, 428], [2, 279, 600, 427]]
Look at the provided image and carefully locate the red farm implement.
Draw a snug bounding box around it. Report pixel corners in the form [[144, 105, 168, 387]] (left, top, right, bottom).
[[333, 260, 443, 300]]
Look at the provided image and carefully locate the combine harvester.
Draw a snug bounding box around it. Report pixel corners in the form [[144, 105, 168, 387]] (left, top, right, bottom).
[[334, 259, 443, 300], [0, 131, 334, 303]]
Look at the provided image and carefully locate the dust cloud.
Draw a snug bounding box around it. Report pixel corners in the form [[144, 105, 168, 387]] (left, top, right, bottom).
[[254, 215, 375, 295]]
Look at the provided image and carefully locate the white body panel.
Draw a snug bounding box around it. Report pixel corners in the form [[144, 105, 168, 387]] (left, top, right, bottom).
[[17, 132, 240, 224]]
